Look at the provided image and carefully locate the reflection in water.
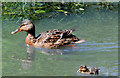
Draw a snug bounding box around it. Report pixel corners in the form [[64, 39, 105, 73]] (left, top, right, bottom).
[[12, 41, 117, 71], [12, 46, 35, 69], [21, 46, 35, 69], [13, 45, 74, 69], [39, 48, 63, 55], [11, 41, 118, 76], [12, 45, 76, 70], [36, 45, 77, 55]]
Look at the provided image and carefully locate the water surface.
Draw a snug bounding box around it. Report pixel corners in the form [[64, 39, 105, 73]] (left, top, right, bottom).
[[2, 9, 118, 76]]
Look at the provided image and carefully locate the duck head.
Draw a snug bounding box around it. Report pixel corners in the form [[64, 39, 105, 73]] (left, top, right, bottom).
[[11, 19, 35, 36]]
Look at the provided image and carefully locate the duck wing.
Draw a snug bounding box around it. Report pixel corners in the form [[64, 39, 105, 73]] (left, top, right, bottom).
[[36, 29, 80, 48], [37, 29, 74, 41]]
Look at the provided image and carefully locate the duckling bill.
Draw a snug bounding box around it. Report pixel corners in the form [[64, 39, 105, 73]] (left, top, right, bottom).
[[77, 65, 100, 75], [11, 19, 85, 49]]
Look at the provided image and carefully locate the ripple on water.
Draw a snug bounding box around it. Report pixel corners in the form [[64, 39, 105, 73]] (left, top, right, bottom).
[[82, 42, 116, 46], [35, 41, 117, 55]]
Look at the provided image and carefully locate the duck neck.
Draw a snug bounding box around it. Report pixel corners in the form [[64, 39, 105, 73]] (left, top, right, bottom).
[[27, 25, 35, 37], [25, 25, 36, 46]]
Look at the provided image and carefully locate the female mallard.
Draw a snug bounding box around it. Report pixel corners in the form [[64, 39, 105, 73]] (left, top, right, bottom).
[[11, 19, 85, 49], [77, 65, 100, 75]]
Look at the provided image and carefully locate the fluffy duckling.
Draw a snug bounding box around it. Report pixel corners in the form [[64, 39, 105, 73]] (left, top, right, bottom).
[[77, 65, 100, 75]]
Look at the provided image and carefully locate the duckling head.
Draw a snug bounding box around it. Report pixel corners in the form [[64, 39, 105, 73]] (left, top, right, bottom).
[[80, 65, 88, 71]]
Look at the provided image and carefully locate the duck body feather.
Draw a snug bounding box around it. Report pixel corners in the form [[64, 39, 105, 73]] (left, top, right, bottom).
[[34, 29, 80, 49]]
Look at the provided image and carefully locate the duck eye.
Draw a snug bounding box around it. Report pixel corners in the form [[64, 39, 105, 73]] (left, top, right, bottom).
[[22, 24, 26, 26], [20, 24, 28, 27]]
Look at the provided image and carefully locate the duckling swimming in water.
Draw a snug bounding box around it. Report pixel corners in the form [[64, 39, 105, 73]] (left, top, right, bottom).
[[77, 65, 100, 75]]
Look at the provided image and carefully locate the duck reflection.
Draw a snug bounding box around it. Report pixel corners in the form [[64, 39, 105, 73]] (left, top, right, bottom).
[[40, 49, 63, 55], [12, 46, 35, 69], [37, 45, 76, 55], [12, 45, 77, 69], [21, 46, 35, 69]]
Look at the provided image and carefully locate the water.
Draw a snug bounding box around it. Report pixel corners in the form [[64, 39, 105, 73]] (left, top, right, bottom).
[[2, 9, 118, 76]]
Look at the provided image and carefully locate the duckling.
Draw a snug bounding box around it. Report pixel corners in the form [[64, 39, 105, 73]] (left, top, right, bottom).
[[77, 65, 100, 75]]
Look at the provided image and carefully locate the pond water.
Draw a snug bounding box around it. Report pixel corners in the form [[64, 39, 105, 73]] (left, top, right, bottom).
[[2, 8, 118, 76]]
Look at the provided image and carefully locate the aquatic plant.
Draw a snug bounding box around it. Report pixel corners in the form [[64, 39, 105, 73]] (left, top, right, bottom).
[[2, 2, 118, 20]]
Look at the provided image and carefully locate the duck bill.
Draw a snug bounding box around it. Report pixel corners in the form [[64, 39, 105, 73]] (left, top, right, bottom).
[[11, 28, 21, 34], [81, 68, 87, 71]]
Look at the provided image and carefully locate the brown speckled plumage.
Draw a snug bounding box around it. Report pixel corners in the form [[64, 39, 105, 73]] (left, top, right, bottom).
[[11, 19, 85, 49]]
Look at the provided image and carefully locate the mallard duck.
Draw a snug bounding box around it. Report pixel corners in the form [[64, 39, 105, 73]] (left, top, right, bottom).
[[11, 19, 85, 49], [77, 65, 100, 75]]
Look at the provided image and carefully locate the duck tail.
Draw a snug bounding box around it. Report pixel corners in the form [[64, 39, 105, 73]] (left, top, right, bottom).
[[70, 27, 78, 32], [74, 39, 85, 43]]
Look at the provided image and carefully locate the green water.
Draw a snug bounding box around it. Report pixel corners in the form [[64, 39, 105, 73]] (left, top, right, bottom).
[[2, 9, 118, 76]]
